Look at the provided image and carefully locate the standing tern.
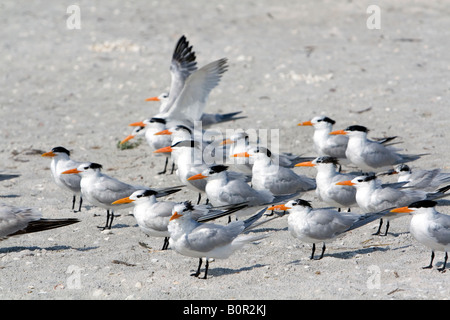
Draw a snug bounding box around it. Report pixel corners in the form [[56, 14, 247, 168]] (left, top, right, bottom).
[[329, 125, 425, 172], [42, 146, 84, 212], [0, 203, 79, 240], [382, 164, 450, 191], [233, 147, 316, 195], [187, 165, 299, 219], [62, 162, 182, 230], [295, 156, 358, 209], [390, 200, 449, 272], [268, 199, 390, 259], [221, 131, 314, 174], [112, 189, 179, 250], [298, 116, 349, 159], [155, 140, 209, 204], [336, 175, 450, 235], [168, 205, 268, 279]]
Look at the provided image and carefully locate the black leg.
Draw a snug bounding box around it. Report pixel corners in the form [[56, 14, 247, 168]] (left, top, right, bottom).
[[162, 237, 170, 250], [438, 252, 448, 272], [191, 258, 202, 277], [383, 221, 390, 236], [108, 211, 115, 229], [373, 219, 383, 235], [202, 259, 209, 279], [318, 243, 326, 260], [78, 196, 83, 212], [423, 251, 435, 269], [310, 243, 316, 260], [72, 195, 76, 210], [347, 208, 351, 212], [158, 157, 168, 175], [197, 193, 201, 205], [170, 162, 175, 174]]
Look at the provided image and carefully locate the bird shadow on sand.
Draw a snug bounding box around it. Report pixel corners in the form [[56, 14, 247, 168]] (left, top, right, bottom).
[[203, 263, 268, 278], [0, 245, 99, 254], [0, 194, 21, 198], [286, 244, 411, 263]]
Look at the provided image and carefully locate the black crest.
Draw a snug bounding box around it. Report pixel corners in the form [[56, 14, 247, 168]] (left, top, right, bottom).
[[255, 147, 271, 158], [408, 200, 437, 209], [345, 125, 369, 133], [183, 200, 195, 212], [315, 156, 339, 165], [52, 146, 70, 156], [319, 117, 335, 125], [150, 117, 166, 124], [292, 199, 312, 208], [141, 189, 158, 197], [89, 163, 103, 170], [209, 165, 228, 174]]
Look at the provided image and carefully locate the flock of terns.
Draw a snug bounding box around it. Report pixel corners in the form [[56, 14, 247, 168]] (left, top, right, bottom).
[[2, 35, 450, 279]]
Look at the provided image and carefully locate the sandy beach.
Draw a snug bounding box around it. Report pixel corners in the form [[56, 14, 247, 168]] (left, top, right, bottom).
[[0, 0, 449, 301]]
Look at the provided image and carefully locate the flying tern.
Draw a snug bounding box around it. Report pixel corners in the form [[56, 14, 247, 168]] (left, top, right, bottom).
[[168, 205, 268, 279], [268, 199, 390, 259], [42, 146, 84, 212], [329, 125, 425, 172], [390, 200, 449, 272]]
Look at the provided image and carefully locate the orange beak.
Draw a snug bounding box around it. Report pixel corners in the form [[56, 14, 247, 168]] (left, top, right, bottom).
[[329, 130, 347, 135], [187, 173, 207, 181], [61, 168, 81, 174], [170, 212, 182, 221], [120, 135, 135, 144], [154, 129, 172, 136], [129, 121, 146, 127], [220, 139, 233, 145], [297, 120, 313, 126], [153, 146, 173, 153], [232, 152, 250, 158], [145, 96, 160, 102], [41, 151, 55, 157], [335, 180, 354, 186], [390, 206, 413, 214], [267, 204, 291, 211], [295, 161, 315, 167], [112, 197, 134, 205]]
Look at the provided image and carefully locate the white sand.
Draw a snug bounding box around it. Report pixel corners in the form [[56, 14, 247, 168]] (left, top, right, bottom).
[[0, 0, 449, 300]]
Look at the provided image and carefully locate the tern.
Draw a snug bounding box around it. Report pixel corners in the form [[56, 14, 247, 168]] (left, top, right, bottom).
[[390, 200, 449, 272], [329, 125, 425, 172], [336, 175, 450, 235], [0, 203, 79, 240], [382, 164, 450, 191], [221, 131, 314, 174], [42, 146, 84, 212], [168, 205, 268, 279], [233, 147, 316, 195], [187, 165, 298, 219], [268, 199, 390, 259], [298, 116, 349, 159], [62, 162, 182, 230], [155, 140, 209, 204], [295, 156, 358, 209]]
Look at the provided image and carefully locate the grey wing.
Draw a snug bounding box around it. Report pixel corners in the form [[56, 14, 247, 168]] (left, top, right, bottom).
[[186, 223, 244, 252], [430, 214, 450, 246], [324, 135, 348, 158], [362, 141, 400, 168], [166, 58, 228, 122], [306, 209, 354, 239], [0, 204, 41, 238], [220, 180, 271, 206], [372, 187, 424, 209], [165, 36, 198, 111], [94, 176, 139, 204]]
